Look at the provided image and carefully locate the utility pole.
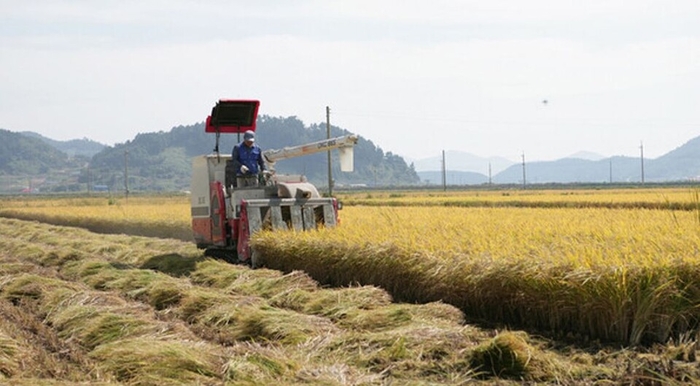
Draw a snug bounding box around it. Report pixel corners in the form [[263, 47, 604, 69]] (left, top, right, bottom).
[[326, 106, 333, 196], [441, 150, 446, 191], [521, 152, 527, 189], [124, 150, 129, 201], [640, 141, 645, 185], [488, 162, 492, 185], [609, 158, 613, 184]]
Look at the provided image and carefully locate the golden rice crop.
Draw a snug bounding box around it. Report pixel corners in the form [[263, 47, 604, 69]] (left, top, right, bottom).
[[0, 197, 191, 240], [254, 205, 700, 345], [278, 206, 700, 267], [338, 187, 700, 210]]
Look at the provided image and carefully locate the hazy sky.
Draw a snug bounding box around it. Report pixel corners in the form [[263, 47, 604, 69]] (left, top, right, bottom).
[[1, 1, 699, 162]]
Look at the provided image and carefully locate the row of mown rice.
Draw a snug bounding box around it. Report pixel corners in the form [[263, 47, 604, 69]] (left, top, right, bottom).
[[3, 217, 605, 384]]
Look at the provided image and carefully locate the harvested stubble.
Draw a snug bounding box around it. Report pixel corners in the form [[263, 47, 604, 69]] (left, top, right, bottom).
[[0, 272, 225, 385], [4, 217, 664, 384], [253, 205, 700, 346]]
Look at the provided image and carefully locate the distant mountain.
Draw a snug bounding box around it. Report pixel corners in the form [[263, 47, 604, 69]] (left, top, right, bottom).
[[4, 120, 700, 191], [565, 151, 606, 161], [493, 156, 641, 184], [21, 131, 106, 157], [492, 135, 700, 184], [1, 117, 419, 192], [87, 116, 420, 191], [411, 151, 515, 175], [647, 136, 700, 181], [0, 129, 83, 175], [414, 136, 700, 185]]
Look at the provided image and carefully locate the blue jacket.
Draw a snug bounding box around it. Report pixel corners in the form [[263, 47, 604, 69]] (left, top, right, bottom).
[[232, 142, 265, 176]]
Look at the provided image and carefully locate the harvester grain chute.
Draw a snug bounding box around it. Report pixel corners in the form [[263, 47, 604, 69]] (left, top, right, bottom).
[[190, 99, 358, 267]]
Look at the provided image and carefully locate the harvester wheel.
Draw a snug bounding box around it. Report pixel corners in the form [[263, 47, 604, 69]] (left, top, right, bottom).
[[250, 248, 263, 269]]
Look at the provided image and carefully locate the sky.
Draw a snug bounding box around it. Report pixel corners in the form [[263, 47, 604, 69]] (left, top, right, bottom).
[[1, 1, 699, 163]]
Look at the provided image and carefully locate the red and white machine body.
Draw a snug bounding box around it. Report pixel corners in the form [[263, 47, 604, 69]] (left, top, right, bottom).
[[190, 99, 357, 267]]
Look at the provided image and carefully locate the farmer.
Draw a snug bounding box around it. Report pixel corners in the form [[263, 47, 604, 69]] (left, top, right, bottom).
[[232, 130, 266, 187]]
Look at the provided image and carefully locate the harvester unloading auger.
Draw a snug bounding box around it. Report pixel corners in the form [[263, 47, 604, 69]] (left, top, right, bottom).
[[190, 99, 358, 267]]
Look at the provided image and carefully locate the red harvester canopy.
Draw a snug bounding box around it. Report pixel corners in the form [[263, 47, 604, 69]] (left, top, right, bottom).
[[205, 99, 260, 133]]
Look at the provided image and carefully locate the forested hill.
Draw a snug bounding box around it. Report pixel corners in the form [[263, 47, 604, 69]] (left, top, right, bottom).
[[0, 129, 84, 175], [20, 131, 106, 157], [88, 116, 419, 191]]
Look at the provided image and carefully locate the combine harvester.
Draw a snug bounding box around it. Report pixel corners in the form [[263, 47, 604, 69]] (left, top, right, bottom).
[[190, 99, 357, 267]]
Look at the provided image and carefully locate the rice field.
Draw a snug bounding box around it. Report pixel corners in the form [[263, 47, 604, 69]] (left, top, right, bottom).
[[0, 195, 191, 240], [337, 187, 700, 211], [3, 188, 700, 383], [3, 187, 700, 347]]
